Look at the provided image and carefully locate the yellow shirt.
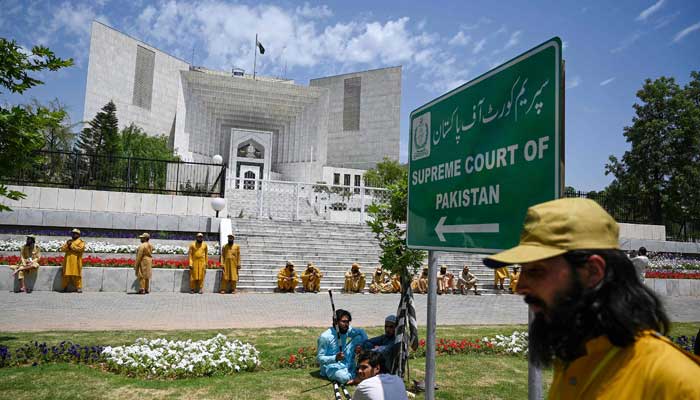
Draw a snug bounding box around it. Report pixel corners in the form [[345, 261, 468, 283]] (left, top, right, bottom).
[[221, 243, 241, 281], [549, 331, 700, 400], [188, 242, 209, 280], [60, 238, 85, 276]]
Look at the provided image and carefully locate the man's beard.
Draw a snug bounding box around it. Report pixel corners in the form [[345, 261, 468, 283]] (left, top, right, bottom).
[[527, 275, 596, 368]]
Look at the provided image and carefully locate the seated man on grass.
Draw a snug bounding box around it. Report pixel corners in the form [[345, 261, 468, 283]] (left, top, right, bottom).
[[352, 350, 408, 400], [317, 309, 368, 384]]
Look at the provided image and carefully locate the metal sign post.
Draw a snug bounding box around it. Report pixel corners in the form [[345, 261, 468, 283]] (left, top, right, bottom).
[[425, 250, 438, 400], [406, 37, 564, 400]]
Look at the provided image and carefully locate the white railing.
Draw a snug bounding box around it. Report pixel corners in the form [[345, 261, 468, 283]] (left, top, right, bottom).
[[225, 177, 390, 224]]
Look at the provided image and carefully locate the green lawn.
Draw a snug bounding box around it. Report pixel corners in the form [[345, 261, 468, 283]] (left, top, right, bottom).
[[0, 323, 696, 400]]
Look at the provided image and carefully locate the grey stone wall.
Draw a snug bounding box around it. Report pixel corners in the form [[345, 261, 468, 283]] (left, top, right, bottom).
[[83, 21, 190, 137], [310, 66, 401, 170]]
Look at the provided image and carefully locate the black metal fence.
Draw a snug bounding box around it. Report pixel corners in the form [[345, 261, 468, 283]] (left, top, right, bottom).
[[564, 190, 700, 242], [1, 150, 226, 197]]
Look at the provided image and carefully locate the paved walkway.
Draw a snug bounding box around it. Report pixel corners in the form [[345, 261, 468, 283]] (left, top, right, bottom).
[[1, 292, 698, 332]]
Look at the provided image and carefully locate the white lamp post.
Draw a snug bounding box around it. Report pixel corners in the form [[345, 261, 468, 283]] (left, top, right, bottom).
[[212, 154, 223, 164], [211, 197, 226, 218]]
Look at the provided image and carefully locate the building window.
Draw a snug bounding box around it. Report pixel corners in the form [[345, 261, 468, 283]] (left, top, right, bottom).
[[333, 173, 340, 185], [132, 45, 155, 110], [354, 174, 361, 194], [343, 77, 361, 131], [344, 174, 351, 186]]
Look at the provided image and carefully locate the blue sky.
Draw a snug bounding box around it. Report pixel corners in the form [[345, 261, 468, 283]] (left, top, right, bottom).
[[1, 0, 699, 191]]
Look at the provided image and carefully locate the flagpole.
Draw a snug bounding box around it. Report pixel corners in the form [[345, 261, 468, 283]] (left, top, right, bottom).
[[253, 33, 257, 80]]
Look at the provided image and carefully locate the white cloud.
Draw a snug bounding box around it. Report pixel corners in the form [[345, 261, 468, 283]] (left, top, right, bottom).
[[32, 2, 111, 65], [673, 22, 700, 43], [448, 31, 471, 46], [566, 75, 581, 90], [504, 30, 521, 49], [295, 3, 332, 19], [473, 38, 486, 54], [599, 77, 616, 86], [562, 41, 569, 50], [654, 12, 679, 30], [610, 32, 642, 53], [636, 0, 665, 22]]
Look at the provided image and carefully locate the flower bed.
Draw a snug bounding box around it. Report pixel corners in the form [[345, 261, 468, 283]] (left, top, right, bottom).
[[102, 334, 260, 378], [645, 271, 700, 280], [0, 239, 219, 255], [669, 335, 697, 353], [277, 346, 317, 369], [411, 331, 526, 358], [0, 227, 218, 241], [0, 341, 104, 368], [0, 255, 221, 269], [649, 254, 700, 271]]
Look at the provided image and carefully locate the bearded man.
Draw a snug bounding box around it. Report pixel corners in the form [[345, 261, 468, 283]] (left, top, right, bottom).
[[484, 198, 700, 399]]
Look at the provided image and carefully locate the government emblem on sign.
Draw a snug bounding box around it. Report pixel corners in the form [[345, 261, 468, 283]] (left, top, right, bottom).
[[411, 112, 430, 161]]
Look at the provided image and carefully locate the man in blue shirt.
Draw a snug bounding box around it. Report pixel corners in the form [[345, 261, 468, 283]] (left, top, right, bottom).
[[317, 309, 368, 384], [362, 315, 398, 371]]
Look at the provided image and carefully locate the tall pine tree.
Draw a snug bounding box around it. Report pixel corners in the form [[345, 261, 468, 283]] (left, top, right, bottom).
[[75, 100, 121, 187], [75, 100, 120, 155]]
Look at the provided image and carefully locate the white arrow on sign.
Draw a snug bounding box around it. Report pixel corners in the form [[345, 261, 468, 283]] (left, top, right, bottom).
[[434, 216, 500, 242]]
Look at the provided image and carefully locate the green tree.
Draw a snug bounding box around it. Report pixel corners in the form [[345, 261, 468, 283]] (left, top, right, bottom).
[[120, 123, 176, 160], [366, 174, 425, 282], [75, 100, 121, 187], [120, 123, 178, 191], [606, 71, 700, 236], [75, 100, 120, 155], [363, 157, 407, 187], [0, 38, 73, 211]]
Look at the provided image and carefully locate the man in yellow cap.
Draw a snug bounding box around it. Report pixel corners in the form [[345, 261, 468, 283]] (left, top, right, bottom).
[[277, 261, 298, 292], [494, 265, 508, 291], [10, 235, 41, 293], [220, 234, 241, 294], [188, 233, 208, 294], [411, 266, 429, 294], [368, 266, 389, 294], [437, 265, 455, 295], [135, 233, 153, 294], [343, 263, 366, 293], [301, 262, 323, 293], [483, 198, 700, 398], [60, 229, 85, 293], [508, 265, 520, 293], [457, 265, 480, 295]]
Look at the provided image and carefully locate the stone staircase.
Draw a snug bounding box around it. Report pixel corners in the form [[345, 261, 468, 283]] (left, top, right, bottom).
[[229, 218, 509, 294]]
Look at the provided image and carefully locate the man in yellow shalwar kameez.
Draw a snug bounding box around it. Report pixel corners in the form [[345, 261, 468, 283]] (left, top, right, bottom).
[[301, 262, 322, 293], [10, 235, 41, 293], [494, 266, 508, 291], [188, 233, 209, 294], [135, 233, 153, 294], [343, 263, 366, 293], [369, 267, 389, 294], [508, 265, 520, 293], [437, 265, 455, 295], [411, 266, 429, 294], [220, 234, 241, 294], [60, 229, 85, 293], [277, 261, 299, 292]]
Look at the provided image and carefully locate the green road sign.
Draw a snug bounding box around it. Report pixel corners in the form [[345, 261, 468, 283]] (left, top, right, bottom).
[[407, 37, 563, 252]]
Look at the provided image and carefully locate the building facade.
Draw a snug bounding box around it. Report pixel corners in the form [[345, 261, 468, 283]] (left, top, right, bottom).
[[83, 21, 401, 185]]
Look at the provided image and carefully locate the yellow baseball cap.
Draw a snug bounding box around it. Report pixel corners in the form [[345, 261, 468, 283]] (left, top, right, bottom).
[[483, 198, 619, 268], [139, 233, 150, 239], [71, 228, 81, 235]]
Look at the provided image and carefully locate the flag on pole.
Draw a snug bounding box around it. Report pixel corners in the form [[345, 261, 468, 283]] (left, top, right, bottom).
[[391, 274, 419, 378], [256, 39, 265, 54]]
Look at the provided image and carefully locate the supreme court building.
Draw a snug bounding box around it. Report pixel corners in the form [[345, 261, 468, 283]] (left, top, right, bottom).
[[83, 21, 401, 187]]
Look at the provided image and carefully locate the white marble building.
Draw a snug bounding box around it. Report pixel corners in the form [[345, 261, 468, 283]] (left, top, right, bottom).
[[83, 21, 401, 186]]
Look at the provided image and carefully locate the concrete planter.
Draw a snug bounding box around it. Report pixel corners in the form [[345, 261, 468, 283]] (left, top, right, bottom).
[[0, 265, 226, 293]]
